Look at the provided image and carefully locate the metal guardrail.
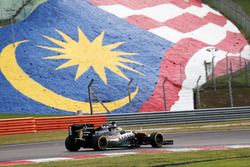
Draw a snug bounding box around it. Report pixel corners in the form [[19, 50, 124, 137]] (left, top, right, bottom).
[[1, 107, 250, 135], [108, 107, 250, 126]]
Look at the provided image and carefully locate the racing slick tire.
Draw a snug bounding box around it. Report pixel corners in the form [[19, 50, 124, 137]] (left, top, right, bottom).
[[92, 135, 108, 151], [150, 132, 164, 148], [65, 136, 81, 152]]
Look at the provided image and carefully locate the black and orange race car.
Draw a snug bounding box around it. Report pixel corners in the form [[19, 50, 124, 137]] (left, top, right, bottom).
[[65, 122, 173, 151]]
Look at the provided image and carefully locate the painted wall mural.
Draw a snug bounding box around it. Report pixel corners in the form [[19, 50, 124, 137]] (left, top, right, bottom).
[[0, 0, 249, 114]]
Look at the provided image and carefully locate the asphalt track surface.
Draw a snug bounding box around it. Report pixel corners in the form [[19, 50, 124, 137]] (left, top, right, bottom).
[[1, 129, 250, 162]]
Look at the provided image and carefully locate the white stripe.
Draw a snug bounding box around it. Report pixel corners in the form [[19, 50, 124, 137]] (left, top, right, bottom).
[[29, 157, 72, 163], [149, 26, 184, 43], [138, 4, 183, 22], [171, 47, 233, 111], [187, 23, 226, 45], [241, 45, 250, 59], [227, 145, 250, 149], [100, 4, 184, 22], [185, 4, 221, 18], [223, 21, 240, 33], [149, 23, 227, 45], [99, 5, 134, 18], [103, 152, 136, 156], [99, 3, 223, 22], [167, 148, 202, 152]]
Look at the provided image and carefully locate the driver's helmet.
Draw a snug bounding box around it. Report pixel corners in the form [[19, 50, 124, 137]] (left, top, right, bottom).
[[108, 121, 118, 131], [111, 121, 117, 128]]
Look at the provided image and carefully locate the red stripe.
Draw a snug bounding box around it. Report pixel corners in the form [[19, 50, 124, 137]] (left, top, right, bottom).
[[140, 38, 207, 112], [214, 56, 248, 77], [197, 146, 227, 150], [165, 13, 208, 33], [204, 12, 227, 27], [0, 161, 31, 166], [127, 12, 228, 34], [171, 0, 202, 9], [126, 15, 162, 30], [215, 31, 247, 53], [90, 0, 202, 10]]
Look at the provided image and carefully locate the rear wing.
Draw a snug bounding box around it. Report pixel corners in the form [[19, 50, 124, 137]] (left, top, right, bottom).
[[68, 124, 94, 138]]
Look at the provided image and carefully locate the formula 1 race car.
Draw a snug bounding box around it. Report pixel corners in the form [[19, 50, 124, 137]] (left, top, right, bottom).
[[65, 122, 173, 151]]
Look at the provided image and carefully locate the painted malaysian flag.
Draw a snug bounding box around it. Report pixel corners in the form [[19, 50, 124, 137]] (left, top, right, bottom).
[[0, 0, 248, 115]]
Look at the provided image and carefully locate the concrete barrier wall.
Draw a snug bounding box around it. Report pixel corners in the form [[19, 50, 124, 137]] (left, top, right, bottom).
[[0, 115, 107, 135]]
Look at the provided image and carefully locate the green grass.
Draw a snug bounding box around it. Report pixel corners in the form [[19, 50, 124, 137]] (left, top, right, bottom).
[[0, 130, 67, 145], [205, 68, 250, 87], [200, 87, 250, 108], [1, 119, 250, 146], [200, 68, 250, 108], [13, 148, 250, 167]]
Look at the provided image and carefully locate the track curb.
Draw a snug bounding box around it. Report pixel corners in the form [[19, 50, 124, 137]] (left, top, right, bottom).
[[1, 144, 250, 166]]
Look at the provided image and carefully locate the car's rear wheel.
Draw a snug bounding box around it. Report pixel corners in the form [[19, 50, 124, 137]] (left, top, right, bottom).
[[65, 136, 81, 151], [150, 132, 164, 148], [92, 135, 108, 151]]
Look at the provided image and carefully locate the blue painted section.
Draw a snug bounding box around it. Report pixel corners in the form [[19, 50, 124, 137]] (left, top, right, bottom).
[[0, 0, 173, 114]]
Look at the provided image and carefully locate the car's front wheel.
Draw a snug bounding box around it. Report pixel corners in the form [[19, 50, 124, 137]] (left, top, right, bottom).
[[150, 132, 164, 148], [65, 136, 81, 152]]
